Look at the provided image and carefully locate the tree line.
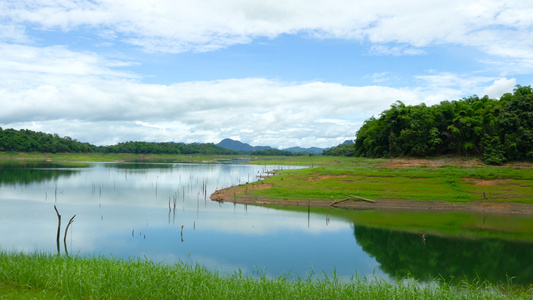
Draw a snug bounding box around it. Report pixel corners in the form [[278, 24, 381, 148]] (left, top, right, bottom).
[[101, 141, 236, 155], [350, 85, 533, 164], [0, 128, 236, 155], [0, 128, 96, 153], [250, 149, 306, 156]]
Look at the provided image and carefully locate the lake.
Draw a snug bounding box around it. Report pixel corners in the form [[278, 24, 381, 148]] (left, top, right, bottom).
[[1, 160, 533, 284]]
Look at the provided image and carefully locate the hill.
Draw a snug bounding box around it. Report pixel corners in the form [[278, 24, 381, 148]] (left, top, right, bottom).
[[354, 85, 533, 164], [217, 138, 327, 154], [217, 138, 272, 152]]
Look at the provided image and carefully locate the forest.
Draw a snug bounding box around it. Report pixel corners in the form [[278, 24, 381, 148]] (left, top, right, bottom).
[[250, 149, 306, 156], [350, 85, 533, 164], [0, 128, 96, 153], [0, 128, 236, 155], [101, 141, 236, 155]]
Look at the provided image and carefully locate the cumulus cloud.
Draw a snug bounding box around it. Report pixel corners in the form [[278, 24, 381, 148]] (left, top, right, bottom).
[[0, 75, 422, 147], [368, 45, 426, 56], [481, 78, 516, 99], [1, 1, 530, 148], [2, 0, 533, 62]]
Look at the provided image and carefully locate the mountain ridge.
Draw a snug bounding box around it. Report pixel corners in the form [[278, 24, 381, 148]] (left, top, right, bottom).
[[216, 138, 327, 154]]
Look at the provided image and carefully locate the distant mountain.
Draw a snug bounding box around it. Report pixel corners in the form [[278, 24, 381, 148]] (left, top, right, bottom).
[[282, 146, 325, 154], [217, 138, 328, 154], [217, 138, 272, 152], [342, 140, 354, 144]]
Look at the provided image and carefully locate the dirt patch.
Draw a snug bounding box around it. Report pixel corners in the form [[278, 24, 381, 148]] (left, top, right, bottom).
[[307, 175, 352, 181], [211, 183, 272, 202], [462, 178, 516, 185], [380, 157, 486, 168], [380, 157, 533, 168]]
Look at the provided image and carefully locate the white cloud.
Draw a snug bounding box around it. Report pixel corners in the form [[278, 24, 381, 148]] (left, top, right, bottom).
[[366, 72, 391, 83], [8, 66, 509, 148], [2, 1, 531, 148], [2, 0, 533, 63], [0, 77, 423, 147], [1, 40, 514, 148], [368, 45, 425, 56], [481, 78, 516, 99], [413, 72, 510, 103], [0, 43, 138, 89]]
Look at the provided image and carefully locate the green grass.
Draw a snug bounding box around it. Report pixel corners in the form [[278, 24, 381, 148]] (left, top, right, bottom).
[[244, 157, 533, 203], [1, 251, 531, 299]]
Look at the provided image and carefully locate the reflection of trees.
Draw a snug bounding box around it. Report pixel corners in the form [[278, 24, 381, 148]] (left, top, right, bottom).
[[354, 225, 533, 285], [0, 162, 82, 185], [104, 163, 174, 170]]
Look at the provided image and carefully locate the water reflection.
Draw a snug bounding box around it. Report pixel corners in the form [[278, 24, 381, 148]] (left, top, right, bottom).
[[1, 161, 533, 284], [0, 161, 83, 185], [1, 161, 381, 280], [354, 225, 533, 285]]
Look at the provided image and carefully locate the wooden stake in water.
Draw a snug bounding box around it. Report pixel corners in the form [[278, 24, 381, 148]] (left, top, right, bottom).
[[63, 214, 76, 256], [53, 205, 61, 254], [64, 215, 76, 243]]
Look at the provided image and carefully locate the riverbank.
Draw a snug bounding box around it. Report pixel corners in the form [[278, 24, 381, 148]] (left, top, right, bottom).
[[0, 151, 246, 163], [2, 152, 533, 214], [211, 184, 533, 214], [211, 156, 533, 215], [1, 251, 531, 299]]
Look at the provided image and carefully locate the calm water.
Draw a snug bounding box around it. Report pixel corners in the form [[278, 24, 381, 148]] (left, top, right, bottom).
[[1, 161, 533, 284]]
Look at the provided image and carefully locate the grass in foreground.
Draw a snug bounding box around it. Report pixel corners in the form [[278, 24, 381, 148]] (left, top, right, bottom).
[[1, 251, 532, 300]]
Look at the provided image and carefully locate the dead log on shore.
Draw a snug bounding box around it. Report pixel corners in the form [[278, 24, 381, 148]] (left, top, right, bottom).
[[330, 195, 377, 206], [347, 195, 377, 203], [329, 198, 351, 206]]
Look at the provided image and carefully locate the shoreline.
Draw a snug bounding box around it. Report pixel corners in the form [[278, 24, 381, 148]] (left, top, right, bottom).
[[211, 184, 533, 215]]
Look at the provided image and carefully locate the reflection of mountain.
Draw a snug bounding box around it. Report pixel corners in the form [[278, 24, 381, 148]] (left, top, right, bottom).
[[354, 225, 533, 285], [0, 161, 82, 185]]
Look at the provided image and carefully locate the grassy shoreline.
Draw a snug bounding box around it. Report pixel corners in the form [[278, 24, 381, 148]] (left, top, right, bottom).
[[217, 156, 533, 206], [2, 154, 533, 298], [1, 251, 531, 299]]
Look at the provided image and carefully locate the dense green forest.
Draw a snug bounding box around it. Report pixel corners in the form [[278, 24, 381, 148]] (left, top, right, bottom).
[[0, 128, 96, 153], [101, 141, 236, 155], [322, 142, 354, 156], [0, 128, 236, 155], [348, 85, 533, 164]]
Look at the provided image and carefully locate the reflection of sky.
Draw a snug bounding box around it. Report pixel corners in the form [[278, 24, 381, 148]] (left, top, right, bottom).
[[0, 163, 385, 279]]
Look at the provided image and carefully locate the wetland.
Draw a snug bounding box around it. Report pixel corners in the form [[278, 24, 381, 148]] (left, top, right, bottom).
[[1, 157, 533, 286]]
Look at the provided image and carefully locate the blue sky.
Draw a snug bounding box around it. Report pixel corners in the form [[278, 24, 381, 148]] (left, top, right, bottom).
[[1, 1, 532, 148]]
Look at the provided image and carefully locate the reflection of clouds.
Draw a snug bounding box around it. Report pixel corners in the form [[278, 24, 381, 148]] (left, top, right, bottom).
[[187, 206, 350, 235], [0, 162, 383, 279]]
